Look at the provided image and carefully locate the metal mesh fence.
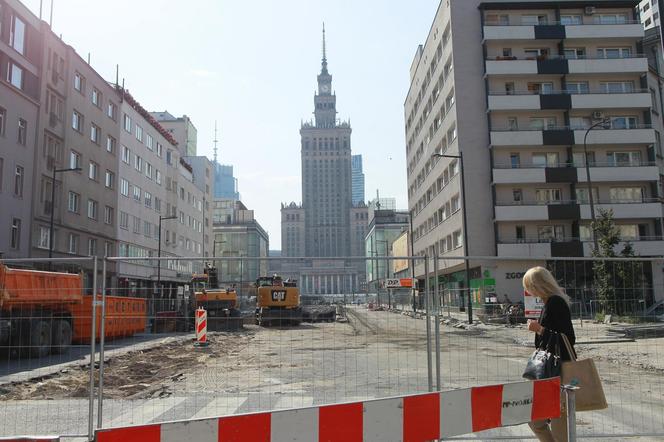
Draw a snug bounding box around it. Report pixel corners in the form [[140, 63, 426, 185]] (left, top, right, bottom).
[[0, 255, 663, 440]]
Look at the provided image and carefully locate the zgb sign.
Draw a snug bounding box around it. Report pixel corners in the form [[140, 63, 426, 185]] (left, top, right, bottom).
[[385, 278, 417, 289]]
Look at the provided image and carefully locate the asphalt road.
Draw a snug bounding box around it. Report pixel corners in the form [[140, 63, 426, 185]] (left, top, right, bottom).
[[1, 307, 662, 440]]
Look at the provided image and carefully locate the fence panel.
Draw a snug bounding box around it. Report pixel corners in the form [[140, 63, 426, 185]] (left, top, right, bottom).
[[0, 257, 97, 439]]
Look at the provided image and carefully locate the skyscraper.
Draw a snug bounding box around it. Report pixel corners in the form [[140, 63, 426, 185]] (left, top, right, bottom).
[[301, 25, 352, 258], [351, 154, 365, 205]]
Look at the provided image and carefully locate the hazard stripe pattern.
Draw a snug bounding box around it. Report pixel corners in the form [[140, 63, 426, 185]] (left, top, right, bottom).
[[96, 378, 561, 442]]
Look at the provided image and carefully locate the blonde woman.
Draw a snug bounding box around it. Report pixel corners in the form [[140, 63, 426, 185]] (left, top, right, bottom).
[[523, 266, 576, 442]]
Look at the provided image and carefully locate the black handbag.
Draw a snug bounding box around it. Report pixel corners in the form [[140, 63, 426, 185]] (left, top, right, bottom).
[[523, 331, 562, 380]]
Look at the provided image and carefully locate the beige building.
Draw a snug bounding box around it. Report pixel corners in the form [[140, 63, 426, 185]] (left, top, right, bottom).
[[150, 111, 198, 157], [406, 0, 664, 304]]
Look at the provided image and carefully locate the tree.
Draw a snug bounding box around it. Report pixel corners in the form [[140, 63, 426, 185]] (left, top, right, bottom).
[[591, 208, 620, 314]]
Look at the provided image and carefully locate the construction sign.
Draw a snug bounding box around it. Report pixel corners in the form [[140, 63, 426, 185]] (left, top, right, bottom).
[[385, 278, 417, 289]]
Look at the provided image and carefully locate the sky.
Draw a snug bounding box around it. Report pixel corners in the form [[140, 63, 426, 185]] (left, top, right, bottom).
[[23, 0, 440, 248]]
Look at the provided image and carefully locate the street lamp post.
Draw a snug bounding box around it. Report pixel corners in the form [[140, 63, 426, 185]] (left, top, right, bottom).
[[432, 152, 472, 324], [376, 239, 390, 308], [157, 215, 177, 303], [583, 118, 610, 252], [49, 167, 82, 270]]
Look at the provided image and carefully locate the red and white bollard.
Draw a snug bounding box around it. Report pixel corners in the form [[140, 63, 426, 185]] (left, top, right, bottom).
[[195, 307, 209, 347]]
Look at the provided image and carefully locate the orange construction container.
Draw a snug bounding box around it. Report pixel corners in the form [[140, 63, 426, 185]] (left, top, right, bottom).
[[71, 295, 147, 342]]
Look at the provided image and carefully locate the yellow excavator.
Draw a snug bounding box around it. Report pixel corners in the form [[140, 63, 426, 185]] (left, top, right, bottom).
[[190, 265, 242, 331], [255, 275, 302, 326]]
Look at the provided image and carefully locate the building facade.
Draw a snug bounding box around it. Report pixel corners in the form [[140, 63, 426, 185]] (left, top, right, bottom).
[[213, 162, 240, 200], [184, 155, 214, 259], [0, 0, 39, 260], [639, 0, 662, 28], [351, 154, 365, 205], [406, 0, 664, 304], [150, 111, 198, 156], [365, 210, 409, 285]]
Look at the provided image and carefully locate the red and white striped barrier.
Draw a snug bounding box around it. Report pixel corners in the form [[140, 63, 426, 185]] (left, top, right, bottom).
[[96, 378, 560, 442], [195, 307, 208, 346]]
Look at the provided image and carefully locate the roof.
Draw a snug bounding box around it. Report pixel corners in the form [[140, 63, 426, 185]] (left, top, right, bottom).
[[118, 88, 179, 146]]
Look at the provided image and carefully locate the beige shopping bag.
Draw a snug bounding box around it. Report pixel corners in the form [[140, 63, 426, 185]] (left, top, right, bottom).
[[560, 334, 608, 412]]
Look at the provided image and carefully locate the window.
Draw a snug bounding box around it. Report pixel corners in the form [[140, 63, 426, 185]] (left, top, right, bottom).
[[535, 188, 562, 203], [38, 226, 51, 249], [133, 216, 140, 234], [10, 218, 21, 249], [68, 191, 80, 212], [530, 117, 557, 130], [579, 225, 593, 241], [447, 124, 457, 142], [510, 153, 520, 168], [566, 81, 589, 94], [0, 107, 6, 136], [156, 143, 163, 157], [146, 163, 153, 180], [451, 195, 460, 212], [72, 111, 83, 132], [123, 113, 131, 132], [10, 14, 26, 54], [105, 242, 113, 257], [90, 123, 100, 144], [88, 161, 99, 181], [104, 206, 114, 224], [600, 81, 634, 93], [595, 14, 628, 24], [143, 221, 151, 237], [135, 125, 143, 142], [91, 88, 101, 107], [445, 90, 455, 110], [17, 118, 27, 145], [105, 170, 115, 188], [5, 62, 23, 90], [524, 48, 550, 58], [120, 178, 129, 196], [106, 135, 116, 153], [134, 154, 143, 172], [609, 116, 638, 129], [452, 230, 463, 248], [107, 101, 117, 120], [618, 225, 640, 240], [155, 169, 162, 185], [74, 72, 84, 92], [144, 191, 152, 208], [527, 82, 554, 94], [610, 187, 644, 202], [87, 199, 98, 220], [486, 14, 509, 25], [560, 15, 582, 25], [133, 185, 141, 201], [120, 212, 129, 229], [146, 134, 154, 150], [88, 238, 97, 256], [512, 189, 523, 204], [155, 197, 161, 213], [563, 48, 585, 59], [651, 88, 659, 114], [569, 116, 591, 130], [69, 150, 81, 169], [121, 145, 130, 163], [607, 151, 641, 166], [13, 166, 24, 197], [532, 152, 559, 167], [507, 117, 518, 131], [68, 233, 78, 254], [515, 225, 526, 242], [538, 225, 564, 242], [575, 187, 599, 203], [597, 47, 632, 59], [522, 14, 548, 25], [166, 150, 173, 165]]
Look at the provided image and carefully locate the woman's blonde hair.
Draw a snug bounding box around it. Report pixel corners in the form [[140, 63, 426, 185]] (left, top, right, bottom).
[[522, 266, 571, 305]]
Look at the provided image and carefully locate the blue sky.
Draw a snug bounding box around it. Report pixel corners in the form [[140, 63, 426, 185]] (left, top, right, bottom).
[[23, 0, 440, 247]]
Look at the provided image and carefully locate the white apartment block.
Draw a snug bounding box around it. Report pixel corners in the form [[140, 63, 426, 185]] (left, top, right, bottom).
[[406, 0, 664, 303], [639, 0, 661, 28], [116, 90, 206, 298]]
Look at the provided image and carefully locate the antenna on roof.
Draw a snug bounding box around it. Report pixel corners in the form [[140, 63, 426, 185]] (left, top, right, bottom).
[[49, 0, 54, 27], [39, 0, 43, 19], [115, 64, 119, 87], [213, 120, 219, 163]]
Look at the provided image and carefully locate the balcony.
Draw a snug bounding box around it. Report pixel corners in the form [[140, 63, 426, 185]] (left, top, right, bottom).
[[493, 163, 659, 184], [490, 128, 574, 146], [579, 201, 662, 219], [485, 54, 648, 76], [573, 126, 654, 145], [495, 201, 581, 221], [497, 242, 552, 258], [487, 90, 650, 111], [582, 239, 664, 256], [483, 21, 643, 41], [497, 239, 584, 258], [576, 164, 660, 182]]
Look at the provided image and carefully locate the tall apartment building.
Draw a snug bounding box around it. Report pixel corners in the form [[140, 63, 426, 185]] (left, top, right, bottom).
[[150, 111, 198, 156], [351, 154, 365, 205], [406, 0, 664, 303], [184, 155, 214, 259], [281, 202, 305, 257], [213, 162, 240, 200], [639, 0, 661, 28], [0, 0, 39, 259]]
